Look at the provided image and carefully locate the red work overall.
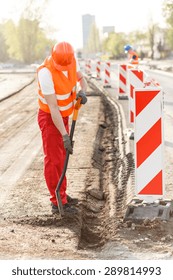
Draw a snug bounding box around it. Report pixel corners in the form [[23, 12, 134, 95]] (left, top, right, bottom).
[[38, 109, 69, 206]]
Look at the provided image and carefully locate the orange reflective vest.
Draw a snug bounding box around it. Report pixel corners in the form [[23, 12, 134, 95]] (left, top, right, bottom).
[[37, 57, 77, 117], [128, 51, 139, 64]]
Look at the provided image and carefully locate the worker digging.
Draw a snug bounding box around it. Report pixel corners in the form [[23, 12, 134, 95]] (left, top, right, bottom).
[[37, 41, 88, 215]]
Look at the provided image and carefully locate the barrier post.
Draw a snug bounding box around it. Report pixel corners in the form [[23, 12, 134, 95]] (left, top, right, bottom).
[[96, 60, 101, 80], [128, 69, 145, 123], [84, 60, 88, 75], [118, 64, 128, 99], [134, 87, 164, 202], [103, 61, 111, 88], [87, 59, 92, 76]]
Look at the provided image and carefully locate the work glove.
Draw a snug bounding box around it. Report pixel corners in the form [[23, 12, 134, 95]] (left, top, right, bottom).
[[76, 90, 87, 104], [63, 134, 73, 154]]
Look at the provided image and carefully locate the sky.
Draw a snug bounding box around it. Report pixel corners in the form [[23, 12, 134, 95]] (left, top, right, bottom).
[[0, 0, 166, 49]]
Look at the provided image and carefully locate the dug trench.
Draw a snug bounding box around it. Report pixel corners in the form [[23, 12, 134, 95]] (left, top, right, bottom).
[[78, 84, 130, 250]]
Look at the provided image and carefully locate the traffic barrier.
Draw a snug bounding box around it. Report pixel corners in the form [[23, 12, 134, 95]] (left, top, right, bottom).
[[134, 87, 164, 202], [96, 60, 101, 80], [85, 60, 88, 74], [128, 69, 145, 123], [124, 198, 173, 221], [84, 60, 88, 75], [87, 59, 92, 76], [85, 59, 92, 76], [144, 77, 160, 87], [103, 61, 111, 88], [118, 64, 128, 99]]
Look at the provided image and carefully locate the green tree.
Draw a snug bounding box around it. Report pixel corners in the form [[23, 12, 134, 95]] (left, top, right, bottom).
[[163, 0, 173, 48], [127, 30, 148, 59], [148, 21, 158, 59], [0, 25, 9, 61], [86, 23, 101, 54], [17, 17, 40, 63], [0, 0, 64, 63], [3, 20, 20, 60], [128, 30, 147, 48], [17, 0, 48, 63], [102, 32, 126, 59], [18, 17, 56, 63], [35, 30, 55, 62]]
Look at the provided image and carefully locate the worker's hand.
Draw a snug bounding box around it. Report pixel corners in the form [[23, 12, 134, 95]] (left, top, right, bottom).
[[76, 90, 87, 104], [62, 134, 73, 154]]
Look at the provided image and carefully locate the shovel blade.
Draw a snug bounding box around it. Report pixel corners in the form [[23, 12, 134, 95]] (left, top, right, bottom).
[[56, 192, 64, 217]]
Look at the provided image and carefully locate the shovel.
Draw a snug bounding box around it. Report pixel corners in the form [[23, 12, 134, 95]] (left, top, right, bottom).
[[55, 98, 82, 217]]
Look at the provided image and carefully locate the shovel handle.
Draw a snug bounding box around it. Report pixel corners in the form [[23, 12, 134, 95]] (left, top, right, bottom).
[[73, 97, 82, 121], [55, 96, 82, 214]]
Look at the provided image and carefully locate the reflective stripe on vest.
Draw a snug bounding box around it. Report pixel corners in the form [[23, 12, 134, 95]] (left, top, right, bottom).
[[39, 94, 73, 112], [38, 85, 76, 111]]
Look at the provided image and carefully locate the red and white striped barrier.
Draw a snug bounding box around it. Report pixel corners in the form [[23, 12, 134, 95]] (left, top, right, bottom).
[[96, 60, 101, 80], [84, 60, 88, 75], [87, 59, 92, 76], [144, 77, 160, 88], [103, 61, 111, 88], [134, 87, 164, 202], [85, 59, 91, 76], [128, 69, 145, 123], [118, 64, 128, 99]]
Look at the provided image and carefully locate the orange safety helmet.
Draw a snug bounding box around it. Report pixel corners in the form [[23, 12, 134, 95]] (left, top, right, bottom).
[[51, 41, 75, 71]]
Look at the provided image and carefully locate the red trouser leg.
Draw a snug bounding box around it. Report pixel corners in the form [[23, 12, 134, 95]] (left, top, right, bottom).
[[38, 109, 69, 206]]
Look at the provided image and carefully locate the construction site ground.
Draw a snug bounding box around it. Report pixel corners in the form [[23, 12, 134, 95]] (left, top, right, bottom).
[[0, 71, 173, 260]]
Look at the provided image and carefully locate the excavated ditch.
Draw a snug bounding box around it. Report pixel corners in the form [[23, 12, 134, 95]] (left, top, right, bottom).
[[78, 83, 134, 250]]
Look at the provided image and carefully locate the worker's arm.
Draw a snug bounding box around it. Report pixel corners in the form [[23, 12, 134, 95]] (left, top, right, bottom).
[[44, 94, 67, 136], [44, 94, 73, 154], [77, 71, 87, 92], [76, 71, 88, 104], [38, 67, 68, 136]]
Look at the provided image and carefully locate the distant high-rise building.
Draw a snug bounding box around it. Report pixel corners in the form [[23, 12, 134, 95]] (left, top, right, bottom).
[[102, 26, 115, 34], [82, 14, 95, 49]]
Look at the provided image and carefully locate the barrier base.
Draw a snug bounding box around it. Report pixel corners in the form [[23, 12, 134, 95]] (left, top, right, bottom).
[[129, 131, 134, 140], [124, 198, 173, 221], [118, 95, 128, 100], [124, 128, 134, 140], [103, 85, 111, 88]]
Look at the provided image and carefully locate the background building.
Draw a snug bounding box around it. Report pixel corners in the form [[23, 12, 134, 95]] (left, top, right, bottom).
[[102, 26, 115, 36], [82, 14, 95, 49]]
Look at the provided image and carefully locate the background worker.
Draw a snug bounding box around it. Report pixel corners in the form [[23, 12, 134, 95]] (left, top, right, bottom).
[[124, 44, 139, 65], [37, 41, 87, 214]]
